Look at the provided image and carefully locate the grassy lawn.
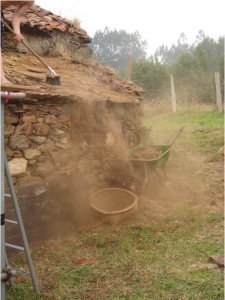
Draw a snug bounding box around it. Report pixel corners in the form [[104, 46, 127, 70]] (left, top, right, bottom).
[[6, 106, 224, 300]]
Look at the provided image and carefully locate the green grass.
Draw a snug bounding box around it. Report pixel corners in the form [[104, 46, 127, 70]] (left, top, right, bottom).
[[6, 107, 224, 300], [142, 107, 224, 164], [6, 211, 224, 299]]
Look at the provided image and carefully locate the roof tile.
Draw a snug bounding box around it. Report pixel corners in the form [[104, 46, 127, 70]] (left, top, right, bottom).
[[3, 4, 89, 40]]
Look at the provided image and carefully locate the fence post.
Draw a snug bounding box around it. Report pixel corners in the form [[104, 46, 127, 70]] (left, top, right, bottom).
[[170, 74, 176, 113], [215, 72, 223, 112], [127, 52, 131, 82]]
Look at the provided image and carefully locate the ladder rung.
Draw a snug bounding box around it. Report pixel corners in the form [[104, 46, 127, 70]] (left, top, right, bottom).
[[5, 243, 24, 251], [4, 194, 11, 198], [5, 219, 18, 225]]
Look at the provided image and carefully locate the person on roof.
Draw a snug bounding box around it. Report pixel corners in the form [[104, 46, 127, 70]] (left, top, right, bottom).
[[1, 1, 34, 84]]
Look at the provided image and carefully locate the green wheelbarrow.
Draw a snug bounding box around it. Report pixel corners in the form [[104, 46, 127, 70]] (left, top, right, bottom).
[[122, 126, 184, 186]]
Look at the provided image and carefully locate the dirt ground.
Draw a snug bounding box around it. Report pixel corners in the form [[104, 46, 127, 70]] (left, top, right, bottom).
[[76, 147, 224, 231], [2, 52, 144, 103], [136, 151, 224, 223]]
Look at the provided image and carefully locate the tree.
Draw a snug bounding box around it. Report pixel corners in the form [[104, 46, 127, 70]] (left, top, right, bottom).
[[217, 36, 224, 58], [129, 58, 169, 99], [195, 30, 206, 44], [170, 45, 215, 103], [153, 33, 194, 65], [115, 29, 224, 104], [90, 27, 148, 69], [193, 44, 208, 73], [210, 47, 219, 73]]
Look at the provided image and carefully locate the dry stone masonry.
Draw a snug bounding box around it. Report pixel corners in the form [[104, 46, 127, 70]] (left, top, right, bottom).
[[4, 96, 140, 193]]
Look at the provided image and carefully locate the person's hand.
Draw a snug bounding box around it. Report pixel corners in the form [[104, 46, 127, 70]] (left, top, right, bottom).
[[13, 33, 24, 43]]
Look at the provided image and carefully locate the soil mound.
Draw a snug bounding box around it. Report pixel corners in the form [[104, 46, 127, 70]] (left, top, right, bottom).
[[2, 52, 145, 103], [131, 146, 164, 160]]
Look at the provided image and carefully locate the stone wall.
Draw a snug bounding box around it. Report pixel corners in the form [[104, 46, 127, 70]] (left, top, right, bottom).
[[4, 96, 140, 192], [4, 96, 141, 250], [3, 29, 92, 58]]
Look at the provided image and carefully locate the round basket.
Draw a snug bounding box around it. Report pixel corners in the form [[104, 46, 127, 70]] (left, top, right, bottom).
[[90, 188, 138, 225]]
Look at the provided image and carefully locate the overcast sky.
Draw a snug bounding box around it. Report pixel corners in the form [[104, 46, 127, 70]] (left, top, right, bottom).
[[35, 0, 224, 56]]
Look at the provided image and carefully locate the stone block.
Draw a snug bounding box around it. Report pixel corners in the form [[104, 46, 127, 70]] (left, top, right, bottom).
[[13, 151, 23, 158], [9, 134, 29, 151], [8, 158, 27, 177], [44, 114, 57, 124], [22, 115, 37, 123], [53, 129, 66, 137], [29, 136, 47, 145], [5, 116, 18, 125], [34, 123, 50, 135], [23, 149, 41, 160], [15, 123, 33, 135], [4, 124, 15, 137], [39, 140, 57, 153], [5, 148, 14, 158]]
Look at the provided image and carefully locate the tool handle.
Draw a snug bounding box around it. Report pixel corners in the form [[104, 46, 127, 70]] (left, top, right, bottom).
[[1, 18, 49, 70], [171, 125, 184, 146]]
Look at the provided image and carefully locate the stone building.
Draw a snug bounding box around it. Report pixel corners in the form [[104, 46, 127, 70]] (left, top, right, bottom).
[[2, 4, 145, 247], [2, 4, 92, 58]]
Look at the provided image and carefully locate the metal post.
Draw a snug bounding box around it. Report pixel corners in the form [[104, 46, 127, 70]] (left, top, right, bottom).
[[0, 97, 6, 299], [4, 154, 40, 293]]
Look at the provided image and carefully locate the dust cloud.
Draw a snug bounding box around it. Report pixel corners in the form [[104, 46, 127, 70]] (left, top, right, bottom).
[[57, 100, 135, 229]]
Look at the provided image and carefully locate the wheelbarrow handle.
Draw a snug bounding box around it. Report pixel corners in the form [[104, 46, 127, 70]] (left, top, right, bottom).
[[171, 126, 184, 146], [145, 126, 152, 145]]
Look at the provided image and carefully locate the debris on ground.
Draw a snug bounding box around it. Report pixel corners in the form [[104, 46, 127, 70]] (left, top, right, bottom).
[[209, 254, 224, 267]]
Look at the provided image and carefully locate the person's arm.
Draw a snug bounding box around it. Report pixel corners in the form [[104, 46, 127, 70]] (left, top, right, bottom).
[[11, 1, 34, 42]]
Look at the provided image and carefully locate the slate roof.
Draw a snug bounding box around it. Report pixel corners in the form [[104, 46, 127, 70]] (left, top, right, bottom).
[[3, 4, 90, 41]]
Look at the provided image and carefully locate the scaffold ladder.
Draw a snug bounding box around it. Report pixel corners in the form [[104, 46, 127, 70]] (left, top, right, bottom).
[[1, 93, 40, 299]]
